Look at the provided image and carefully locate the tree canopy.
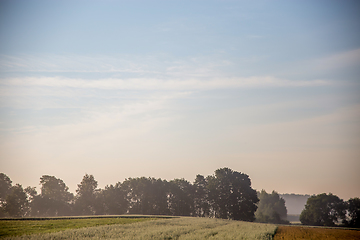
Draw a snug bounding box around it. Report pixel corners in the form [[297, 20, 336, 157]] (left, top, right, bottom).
[[30, 175, 73, 217], [255, 190, 288, 224], [0, 173, 12, 203], [0, 168, 260, 220], [4, 169, 358, 229], [300, 193, 347, 226], [207, 168, 259, 221], [74, 174, 99, 215], [3, 184, 27, 217], [345, 197, 360, 228]]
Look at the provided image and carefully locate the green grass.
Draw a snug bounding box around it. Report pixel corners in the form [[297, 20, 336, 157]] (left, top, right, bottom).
[[0, 216, 155, 238], [1, 217, 277, 240]]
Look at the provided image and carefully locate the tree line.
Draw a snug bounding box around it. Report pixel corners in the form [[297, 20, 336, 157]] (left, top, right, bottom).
[[2, 168, 358, 227], [0, 168, 261, 221]]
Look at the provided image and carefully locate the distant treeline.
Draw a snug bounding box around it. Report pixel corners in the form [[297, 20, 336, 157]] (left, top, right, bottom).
[[0, 168, 261, 221]]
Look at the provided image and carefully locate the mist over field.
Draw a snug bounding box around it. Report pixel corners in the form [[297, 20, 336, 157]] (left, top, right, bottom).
[[0, 0, 359, 217]]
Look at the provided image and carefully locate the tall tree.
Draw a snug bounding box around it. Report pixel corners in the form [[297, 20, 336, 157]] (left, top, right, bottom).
[[0, 173, 13, 217], [193, 175, 210, 217], [74, 174, 99, 215], [300, 193, 346, 226], [102, 183, 128, 215], [255, 190, 288, 224], [207, 167, 259, 221], [31, 175, 73, 216], [167, 179, 194, 216], [0, 173, 12, 203], [122, 177, 169, 215], [3, 184, 28, 217]]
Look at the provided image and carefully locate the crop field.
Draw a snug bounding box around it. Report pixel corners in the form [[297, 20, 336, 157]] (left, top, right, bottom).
[[3, 216, 359, 240], [0, 216, 156, 238], [0, 217, 277, 240], [274, 225, 360, 240]]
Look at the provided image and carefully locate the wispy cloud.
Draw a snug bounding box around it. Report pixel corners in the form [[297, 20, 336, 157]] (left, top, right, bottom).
[[275, 48, 360, 79], [313, 48, 360, 72], [2, 76, 331, 91]]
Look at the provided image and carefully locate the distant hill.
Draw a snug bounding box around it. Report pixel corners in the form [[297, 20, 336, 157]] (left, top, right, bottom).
[[280, 193, 311, 215]]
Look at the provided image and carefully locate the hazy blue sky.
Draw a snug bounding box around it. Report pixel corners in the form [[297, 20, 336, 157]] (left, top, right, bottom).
[[1, 0, 359, 200]]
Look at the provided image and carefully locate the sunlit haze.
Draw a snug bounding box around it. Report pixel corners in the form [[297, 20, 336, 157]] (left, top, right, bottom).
[[0, 0, 359, 200]]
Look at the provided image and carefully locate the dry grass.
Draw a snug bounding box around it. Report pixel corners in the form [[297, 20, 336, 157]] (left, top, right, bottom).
[[274, 225, 360, 240]]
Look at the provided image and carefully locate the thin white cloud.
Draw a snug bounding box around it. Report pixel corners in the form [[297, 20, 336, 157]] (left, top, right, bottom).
[[314, 48, 360, 71], [2, 76, 330, 91], [0, 54, 151, 73]]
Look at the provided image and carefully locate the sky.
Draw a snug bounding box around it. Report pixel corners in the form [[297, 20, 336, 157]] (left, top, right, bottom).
[[0, 0, 359, 200]]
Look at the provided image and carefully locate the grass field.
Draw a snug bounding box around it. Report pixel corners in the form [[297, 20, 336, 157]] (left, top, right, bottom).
[[0, 216, 155, 238], [274, 225, 360, 240], [0, 217, 277, 240], [2, 216, 359, 240]]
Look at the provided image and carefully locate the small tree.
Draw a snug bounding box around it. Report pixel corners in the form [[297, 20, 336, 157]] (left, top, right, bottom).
[[255, 190, 289, 224], [300, 193, 346, 226]]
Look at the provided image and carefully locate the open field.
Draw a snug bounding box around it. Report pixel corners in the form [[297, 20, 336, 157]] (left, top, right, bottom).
[[3, 216, 360, 240], [274, 225, 360, 240], [0, 217, 277, 240], [0, 216, 156, 238]]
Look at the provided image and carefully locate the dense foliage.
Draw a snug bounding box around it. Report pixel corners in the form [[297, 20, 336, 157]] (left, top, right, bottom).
[[345, 197, 360, 228], [207, 168, 259, 221], [0, 168, 259, 221], [300, 193, 360, 227], [255, 190, 289, 224]]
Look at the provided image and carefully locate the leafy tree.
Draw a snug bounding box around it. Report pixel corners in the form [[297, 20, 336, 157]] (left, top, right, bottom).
[[102, 183, 129, 215], [23, 186, 37, 217], [0, 173, 12, 204], [148, 178, 170, 215], [167, 179, 194, 216], [300, 193, 346, 226], [74, 174, 99, 215], [345, 197, 360, 228], [255, 190, 289, 224], [207, 167, 259, 221], [0, 173, 13, 217], [31, 175, 73, 216], [122, 177, 169, 215], [24, 186, 37, 200], [193, 175, 210, 217], [3, 184, 28, 217]]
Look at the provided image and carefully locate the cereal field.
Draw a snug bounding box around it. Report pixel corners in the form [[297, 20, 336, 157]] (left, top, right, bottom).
[[1, 217, 277, 240], [2, 216, 360, 240]]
